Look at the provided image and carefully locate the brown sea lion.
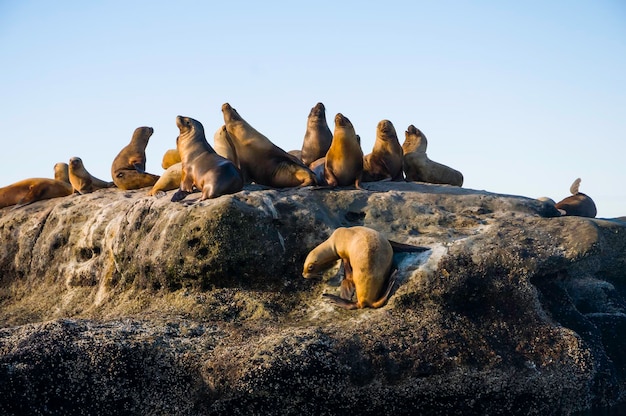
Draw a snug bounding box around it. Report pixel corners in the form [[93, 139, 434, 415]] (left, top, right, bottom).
[[402, 125, 463, 186], [54, 162, 70, 184], [111, 126, 160, 190], [171, 115, 243, 202], [324, 113, 363, 187], [148, 162, 182, 197], [303, 226, 429, 309], [68, 157, 114, 194], [161, 148, 181, 169], [213, 125, 239, 165], [301, 102, 333, 166], [0, 177, 73, 209], [221, 103, 316, 187], [554, 178, 597, 218], [362, 119, 404, 182]]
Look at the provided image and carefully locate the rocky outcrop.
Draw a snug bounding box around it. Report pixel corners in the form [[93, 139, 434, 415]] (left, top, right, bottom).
[[0, 182, 625, 415]]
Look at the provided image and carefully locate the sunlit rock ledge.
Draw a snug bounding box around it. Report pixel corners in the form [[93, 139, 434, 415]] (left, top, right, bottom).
[[0, 182, 625, 415]]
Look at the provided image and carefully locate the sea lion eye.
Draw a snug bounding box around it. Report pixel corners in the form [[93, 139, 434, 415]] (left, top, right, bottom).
[[307, 264, 315, 271]]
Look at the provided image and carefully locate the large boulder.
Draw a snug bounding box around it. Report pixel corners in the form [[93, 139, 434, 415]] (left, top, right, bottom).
[[0, 182, 624, 415]]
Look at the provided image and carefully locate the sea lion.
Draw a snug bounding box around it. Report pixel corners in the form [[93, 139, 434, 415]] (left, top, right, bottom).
[[148, 162, 182, 196], [554, 178, 597, 218], [68, 157, 114, 194], [362, 119, 404, 182], [54, 162, 70, 184], [171, 115, 243, 202], [309, 157, 327, 185], [0, 177, 73, 209], [161, 148, 181, 169], [402, 125, 463, 186], [221, 103, 317, 187], [301, 102, 333, 166], [213, 125, 239, 165], [324, 113, 363, 187], [303, 226, 429, 309], [111, 126, 160, 190]]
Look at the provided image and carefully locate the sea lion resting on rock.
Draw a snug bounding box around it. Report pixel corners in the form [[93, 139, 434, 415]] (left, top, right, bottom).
[[301, 102, 333, 166], [402, 125, 463, 187], [362, 119, 404, 182], [69, 157, 114, 194], [0, 163, 74, 209], [302, 226, 429, 309], [148, 162, 182, 197], [171, 115, 243, 202], [161, 148, 181, 170], [221, 103, 317, 187], [324, 113, 363, 187], [111, 127, 160, 190], [554, 178, 597, 218]]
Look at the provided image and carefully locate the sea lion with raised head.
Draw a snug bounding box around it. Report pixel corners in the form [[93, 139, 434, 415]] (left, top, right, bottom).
[[111, 126, 160, 190], [303, 226, 429, 309], [171, 115, 243, 202], [554, 178, 597, 218], [148, 162, 182, 197], [221, 103, 317, 187], [301, 102, 333, 166], [69, 157, 114, 194], [402, 125, 463, 186], [362, 119, 404, 182], [324, 113, 363, 187]]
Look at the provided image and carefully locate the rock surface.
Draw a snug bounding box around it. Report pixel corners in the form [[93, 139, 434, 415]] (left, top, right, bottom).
[[0, 182, 625, 415]]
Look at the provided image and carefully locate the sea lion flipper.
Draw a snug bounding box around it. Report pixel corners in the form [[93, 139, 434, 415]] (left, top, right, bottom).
[[322, 293, 358, 310], [570, 178, 581, 195], [371, 269, 398, 309], [340, 278, 356, 301], [388, 240, 430, 253], [171, 189, 190, 202]]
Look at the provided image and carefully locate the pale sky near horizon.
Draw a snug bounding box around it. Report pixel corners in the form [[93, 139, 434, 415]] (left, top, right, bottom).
[[1, 1, 625, 217]]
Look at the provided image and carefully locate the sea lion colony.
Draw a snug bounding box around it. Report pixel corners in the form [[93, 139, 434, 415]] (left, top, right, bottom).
[[0, 102, 598, 309]]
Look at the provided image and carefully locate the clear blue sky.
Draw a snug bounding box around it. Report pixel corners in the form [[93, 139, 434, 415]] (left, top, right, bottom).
[[1, 1, 625, 217]]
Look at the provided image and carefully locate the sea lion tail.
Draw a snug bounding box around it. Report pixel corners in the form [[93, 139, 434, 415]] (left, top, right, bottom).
[[388, 240, 430, 253], [570, 178, 581, 195]]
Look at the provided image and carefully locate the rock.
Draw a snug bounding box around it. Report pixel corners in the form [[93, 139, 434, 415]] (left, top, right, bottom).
[[0, 182, 625, 415]]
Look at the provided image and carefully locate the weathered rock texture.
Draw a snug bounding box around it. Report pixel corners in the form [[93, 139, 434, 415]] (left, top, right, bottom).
[[0, 182, 625, 415]]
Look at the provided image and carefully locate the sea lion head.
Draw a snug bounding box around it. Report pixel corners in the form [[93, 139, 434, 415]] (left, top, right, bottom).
[[221, 103, 242, 122], [377, 120, 397, 140], [402, 125, 428, 153], [54, 162, 70, 183], [131, 126, 154, 145], [309, 102, 326, 119], [69, 157, 84, 171], [176, 115, 205, 139], [334, 113, 354, 129]]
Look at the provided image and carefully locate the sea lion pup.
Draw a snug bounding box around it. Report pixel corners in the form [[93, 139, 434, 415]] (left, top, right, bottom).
[[324, 113, 363, 187], [221, 103, 317, 187], [301, 102, 333, 166], [213, 125, 239, 165], [362, 119, 404, 182], [554, 178, 597, 218], [68, 157, 114, 194], [54, 162, 70, 184], [111, 126, 160, 190], [171, 115, 243, 202], [148, 162, 182, 196], [303, 226, 429, 309], [161, 148, 181, 169], [402, 125, 464, 187]]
